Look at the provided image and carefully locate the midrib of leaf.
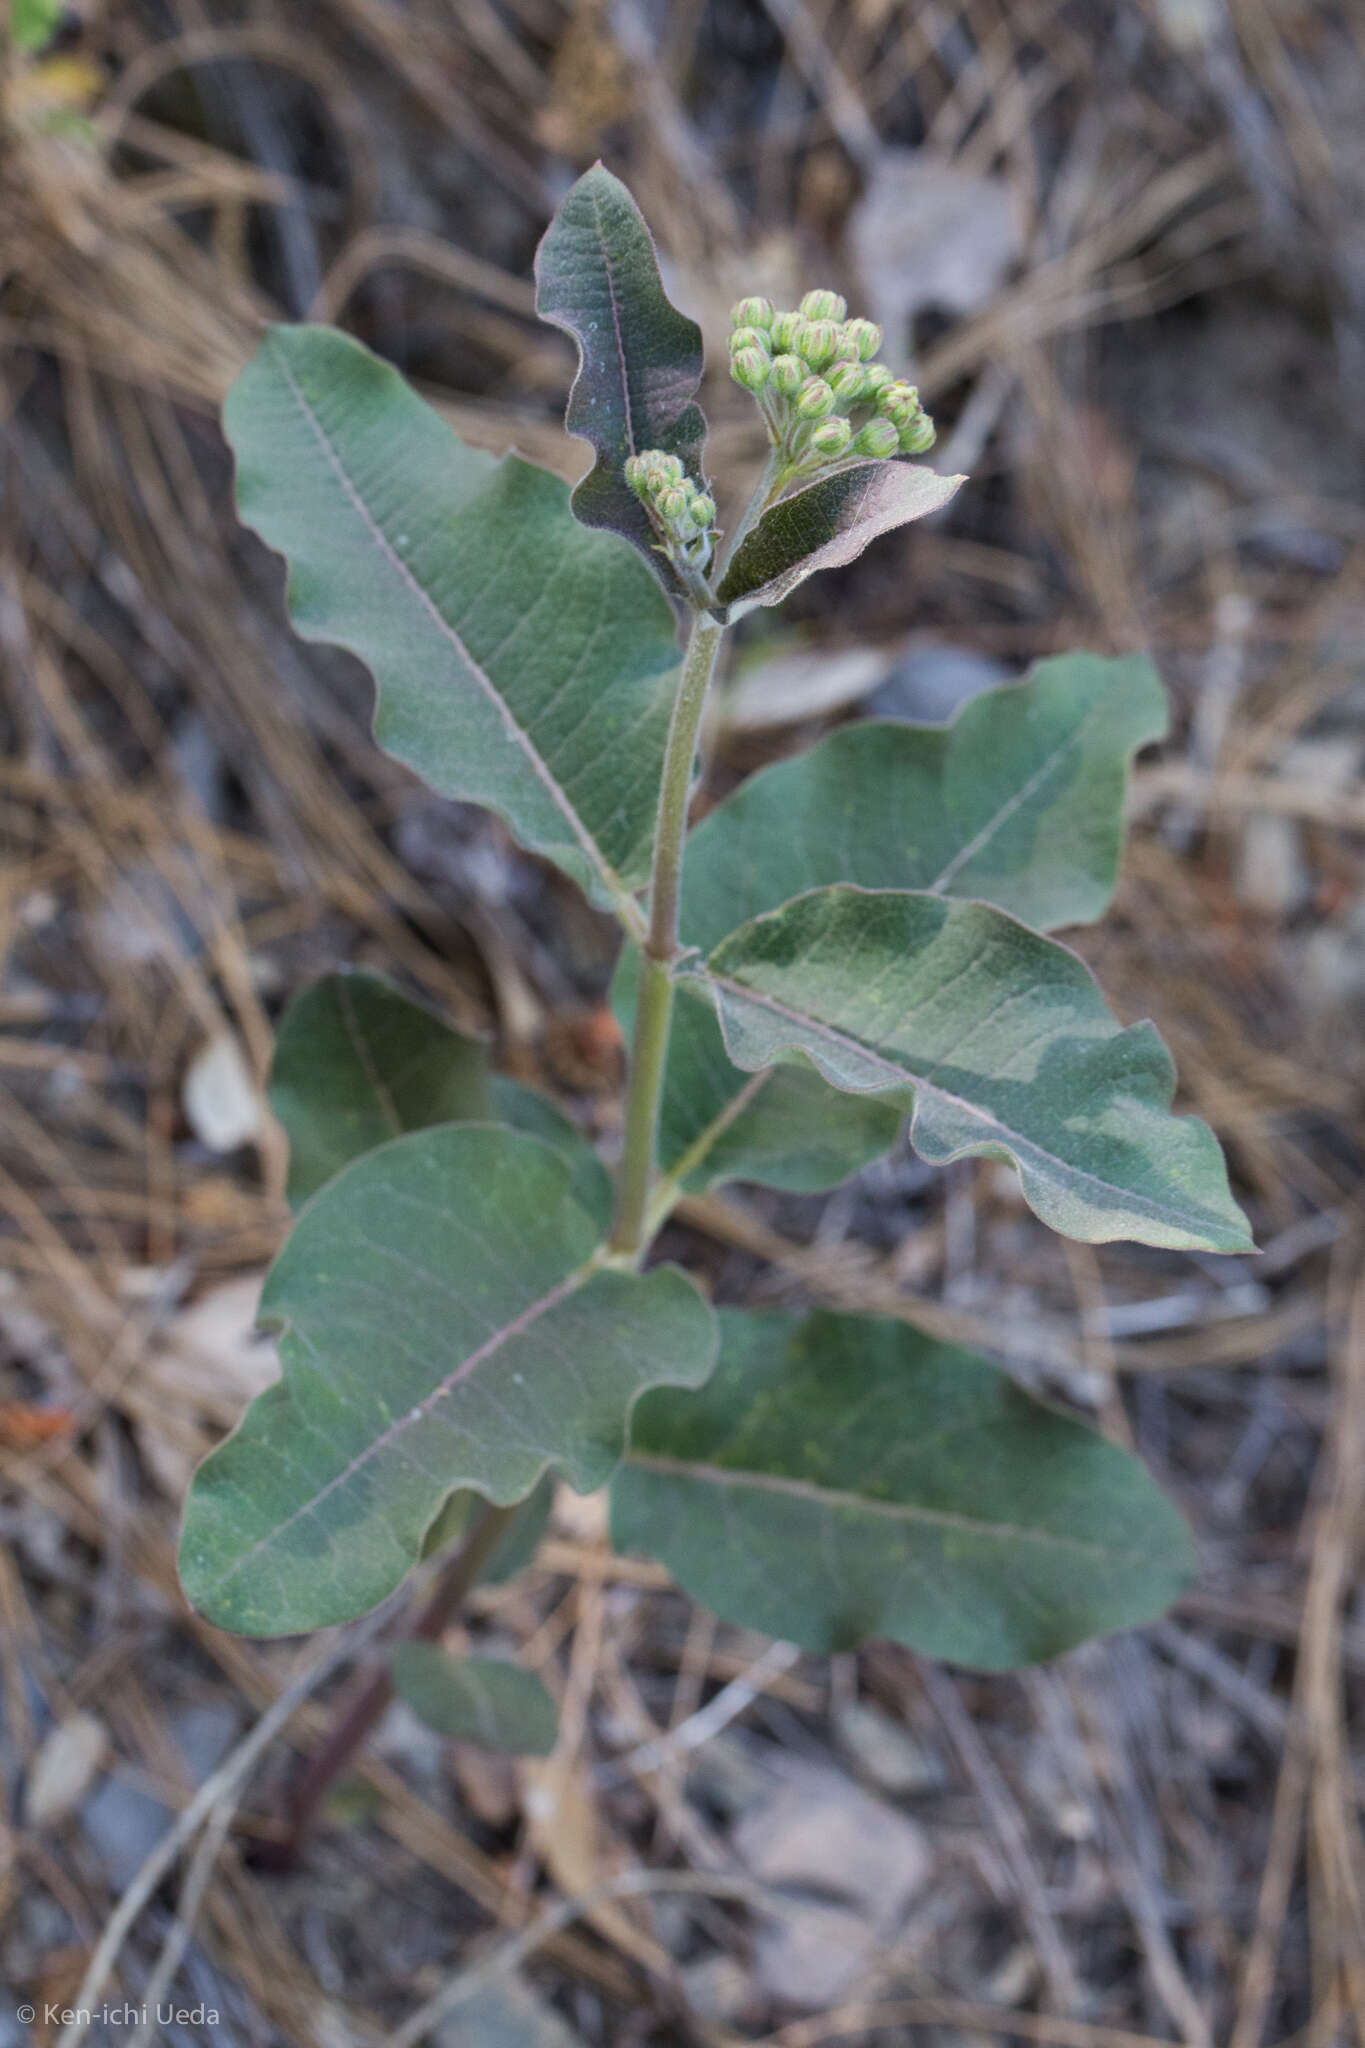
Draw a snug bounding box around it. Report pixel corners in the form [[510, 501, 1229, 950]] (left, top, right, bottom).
[[926, 693, 1110, 898], [648, 1064, 774, 1215], [273, 347, 644, 933], [591, 184, 639, 459], [701, 967, 1217, 1236], [337, 976, 403, 1137], [195, 1261, 593, 1597], [625, 1451, 1118, 1555]]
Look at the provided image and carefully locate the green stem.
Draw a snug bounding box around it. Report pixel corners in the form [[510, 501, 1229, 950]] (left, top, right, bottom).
[[609, 607, 724, 1258], [717, 446, 784, 581]]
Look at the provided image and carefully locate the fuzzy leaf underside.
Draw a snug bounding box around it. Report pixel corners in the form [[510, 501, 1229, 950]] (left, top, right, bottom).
[[534, 163, 707, 591], [715, 461, 964, 619], [683, 653, 1169, 944], [223, 324, 680, 920], [178, 1126, 717, 1636], [692, 887, 1251, 1251], [390, 1645, 558, 1755], [613, 1308, 1197, 1667], [268, 971, 611, 1228]]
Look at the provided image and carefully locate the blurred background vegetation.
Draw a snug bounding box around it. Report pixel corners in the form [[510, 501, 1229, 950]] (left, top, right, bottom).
[[2, 3, 1364, 2044]]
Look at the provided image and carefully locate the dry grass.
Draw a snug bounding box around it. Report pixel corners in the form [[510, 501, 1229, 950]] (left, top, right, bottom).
[[2, 2, 1364, 2043]]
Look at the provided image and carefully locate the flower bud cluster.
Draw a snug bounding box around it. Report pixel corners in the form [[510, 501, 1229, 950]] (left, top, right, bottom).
[[624, 450, 718, 573], [726, 288, 936, 483]]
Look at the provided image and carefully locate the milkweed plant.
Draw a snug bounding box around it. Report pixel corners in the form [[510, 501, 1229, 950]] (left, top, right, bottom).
[[179, 167, 1252, 1769]]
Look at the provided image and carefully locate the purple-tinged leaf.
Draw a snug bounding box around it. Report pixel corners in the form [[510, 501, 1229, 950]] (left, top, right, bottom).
[[535, 164, 707, 595], [716, 461, 965, 619]]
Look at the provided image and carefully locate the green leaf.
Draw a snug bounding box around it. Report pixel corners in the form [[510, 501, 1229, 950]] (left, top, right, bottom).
[[614, 945, 900, 1194], [178, 1125, 717, 1636], [489, 1079, 613, 1236], [715, 463, 964, 620], [223, 325, 681, 925], [534, 163, 707, 593], [613, 1308, 1197, 1667], [685, 653, 1168, 941], [268, 971, 612, 1229], [390, 1645, 558, 1755], [269, 971, 491, 1208], [11, 0, 63, 50], [636, 653, 1167, 1199], [693, 887, 1251, 1251]]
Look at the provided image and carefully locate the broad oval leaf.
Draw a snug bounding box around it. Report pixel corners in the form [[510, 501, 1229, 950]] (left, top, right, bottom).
[[683, 653, 1168, 944], [715, 462, 964, 620], [638, 654, 1167, 1198], [534, 163, 707, 593], [269, 970, 611, 1229], [390, 1645, 558, 1756], [613, 1308, 1197, 1667], [693, 887, 1251, 1251], [178, 1125, 717, 1636], [223, 324, 681, 925]]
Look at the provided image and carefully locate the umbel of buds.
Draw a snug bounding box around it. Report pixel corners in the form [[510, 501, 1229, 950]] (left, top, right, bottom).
[[624, 451, 718, 575], [726, 288, 936, 486]]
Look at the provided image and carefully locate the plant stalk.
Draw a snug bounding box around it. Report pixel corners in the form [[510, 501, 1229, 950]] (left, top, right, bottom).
[[268, 1498, 520, 1862], [609, 607, 724, 1258]]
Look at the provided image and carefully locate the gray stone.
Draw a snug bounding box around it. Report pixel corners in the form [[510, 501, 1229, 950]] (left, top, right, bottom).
[[863, 640, 1011, 725], [831, 1699, 946, 1797], [732, 1753, 932, 2007]]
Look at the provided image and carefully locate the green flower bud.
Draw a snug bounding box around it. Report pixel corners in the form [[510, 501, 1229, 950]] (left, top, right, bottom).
[[656, 485, 689, 522], [624, 454, 649, 493], [827, 361, 866, 404], [810, 416, 853, 457], [796, 319, 839, 370], [689, 493, 717, 529], [899, 414, 936, 454], [851, 417, 899, 459], [731, 295, 775, 331], [861, 364, 893, 399], [728, 325, 771, 356], [730, 346, 771, 393], [877, 381, 918, 423], [831, 329, 864, 364], [842, 317, 882, 361], [769, 310, 803, 351], [795, 375, 836, 420], [769, 352, 805, 397], [799, 287, 847, 322]]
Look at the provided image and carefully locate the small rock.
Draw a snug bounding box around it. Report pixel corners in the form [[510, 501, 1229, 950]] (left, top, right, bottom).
[[831, 1699, 945, 1797], [686, 1733, 774, 1821], [82, 1774, 172, 1888], [25, 1713, 108, 1829], [732, 1753, 932, 2007], [182, 1034, 261, 1152], [863, 639, 1011, 725], [850, 152, 1022, 348]]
